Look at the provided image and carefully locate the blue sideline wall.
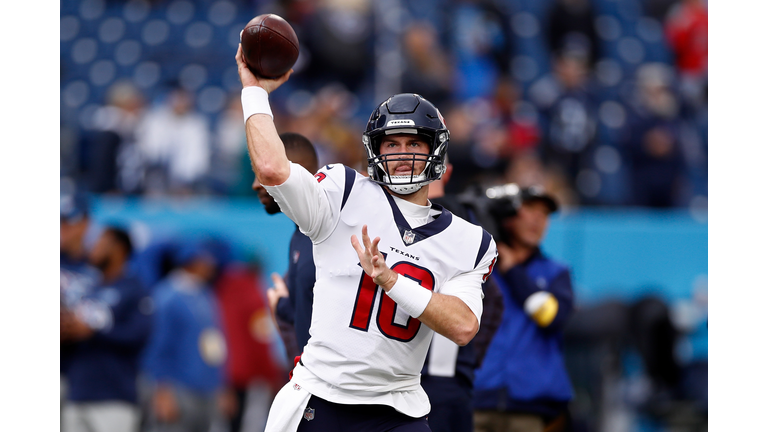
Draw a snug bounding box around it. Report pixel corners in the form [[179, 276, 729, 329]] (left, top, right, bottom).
[[90, 197, 708, 306]]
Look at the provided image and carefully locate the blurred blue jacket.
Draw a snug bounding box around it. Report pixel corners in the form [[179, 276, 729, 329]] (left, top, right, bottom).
[[141, 270, 226, 395], [64, 272, 152, 403]]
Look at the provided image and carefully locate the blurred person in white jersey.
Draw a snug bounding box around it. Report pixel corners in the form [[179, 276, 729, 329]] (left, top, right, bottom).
[[235, 45, 498, 432]]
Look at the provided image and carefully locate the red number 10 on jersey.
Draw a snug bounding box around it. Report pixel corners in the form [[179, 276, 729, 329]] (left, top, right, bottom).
[[349, 262, 435, 342]]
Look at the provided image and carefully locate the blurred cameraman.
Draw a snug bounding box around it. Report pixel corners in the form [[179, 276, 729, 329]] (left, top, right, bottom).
[[472, 185, 575, 432]]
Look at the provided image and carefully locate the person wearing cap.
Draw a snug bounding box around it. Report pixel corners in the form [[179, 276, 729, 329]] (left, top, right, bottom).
[[61, 191, 101, 415], [141, 242, 227, 432], [61, 192, 100, 307], [472, 186, 575, 432]]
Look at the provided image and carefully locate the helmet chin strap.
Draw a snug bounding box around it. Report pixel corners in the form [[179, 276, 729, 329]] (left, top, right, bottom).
[[386, 182, 425, 195], [384, 174, 436, 195]]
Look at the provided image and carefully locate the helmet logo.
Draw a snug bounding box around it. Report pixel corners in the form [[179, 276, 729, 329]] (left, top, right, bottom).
[[386, 119, 415, 127], [436, 109, 446, 128]]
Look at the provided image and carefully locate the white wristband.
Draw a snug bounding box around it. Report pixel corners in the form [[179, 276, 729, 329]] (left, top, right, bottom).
[[385, 275, 433, 318], [241, 86, 272, 123]]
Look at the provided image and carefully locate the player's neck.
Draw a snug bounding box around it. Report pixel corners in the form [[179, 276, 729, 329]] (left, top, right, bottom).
[[387, 185, 430, 206]]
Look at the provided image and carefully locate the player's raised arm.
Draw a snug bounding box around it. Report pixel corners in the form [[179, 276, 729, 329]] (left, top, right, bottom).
[[235, 44, 293, 187]]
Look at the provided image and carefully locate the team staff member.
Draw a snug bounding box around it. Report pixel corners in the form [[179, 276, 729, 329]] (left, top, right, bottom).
[[236, 45, 497, 432], [61, 227, 153, 432], [473, 186, 575, 432]]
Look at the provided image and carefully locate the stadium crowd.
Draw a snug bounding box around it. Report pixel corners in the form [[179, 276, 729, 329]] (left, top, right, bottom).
[[60, 0, 707, 431], [61, 0, 707, 209]]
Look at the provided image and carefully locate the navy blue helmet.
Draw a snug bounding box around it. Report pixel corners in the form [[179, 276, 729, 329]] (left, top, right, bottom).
[[362, 94, 450, 194]]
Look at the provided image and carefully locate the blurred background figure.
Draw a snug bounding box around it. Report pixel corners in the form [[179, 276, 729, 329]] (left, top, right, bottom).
[[281, 83, 366, 170], [141, 243, 226, 432], [449, 0, 512, 101], [61, 191, 99, 307], [210, 238, 288, 432], [136, 86, 211, 196], [210, 94, 250, 196], [664, 0, 708, 80], [473, 185, 575, 432], [625, 63, 685, 207], [301, 0, 374, 95], [400, 21, 454, 109], [61, 226, 153, 432], [82, 80, 148, 194], [61, 189, 100, 412], [530, 49, 597, 200], [545, 0, 600, 68]]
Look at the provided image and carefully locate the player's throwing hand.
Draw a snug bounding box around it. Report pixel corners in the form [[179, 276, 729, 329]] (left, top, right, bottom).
[[235, 44, 292, 93], [351, 225, 398, 291]]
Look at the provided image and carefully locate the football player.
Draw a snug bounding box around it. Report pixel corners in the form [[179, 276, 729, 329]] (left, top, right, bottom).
[[236, 45, 497, 432]]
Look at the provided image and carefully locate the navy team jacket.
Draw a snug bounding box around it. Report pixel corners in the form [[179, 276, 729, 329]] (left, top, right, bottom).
[[276, 225, 316, 353]]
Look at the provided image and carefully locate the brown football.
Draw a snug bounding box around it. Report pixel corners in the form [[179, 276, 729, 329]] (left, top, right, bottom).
[[240, 14, 300, 78]]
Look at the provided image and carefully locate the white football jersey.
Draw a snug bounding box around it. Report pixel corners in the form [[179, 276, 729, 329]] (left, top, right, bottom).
[[265, 163, 497, 417]]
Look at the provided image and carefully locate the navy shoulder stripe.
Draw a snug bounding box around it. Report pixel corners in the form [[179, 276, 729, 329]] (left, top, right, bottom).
[[340, 166, 357, 211], [474, 229, 492, 268]]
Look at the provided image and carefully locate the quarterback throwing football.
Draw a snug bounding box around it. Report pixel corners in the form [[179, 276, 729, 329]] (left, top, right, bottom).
[[236, 45, 497, 432]]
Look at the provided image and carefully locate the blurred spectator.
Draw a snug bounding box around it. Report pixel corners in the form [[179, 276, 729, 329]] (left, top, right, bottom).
[[400, 21, 454, 108], [673, 283, 708, 415], [136, 86, 211, 196], [664, 0, 708, 79], [61, 190, 100, 389], [627, 297, 682, 414], [141, 243, 226, 432], [450, 0, 512, 101], [504, 151, 579, 210], [473, 186, 575, 432], [84, 80, 148, 194], [301, 0, 374, 94], [254, 132, 319, 363], [281, 83, 365, 170], [491, 78, 541, 160], [61, 192, 99, 308], [665, 0, 708, 127], [61, 227, 153, 432], [546, 0, 600, 68], [210, 94, 249, 195], [625, 63, 686, 207], [215, 259, 288, 432], [644, 0, 679, 22], [438, 104, 481, 193], [530, 50, 598, 193]]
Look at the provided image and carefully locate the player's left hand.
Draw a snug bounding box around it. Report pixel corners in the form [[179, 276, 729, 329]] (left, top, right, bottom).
[[351, 225, 398, 291]]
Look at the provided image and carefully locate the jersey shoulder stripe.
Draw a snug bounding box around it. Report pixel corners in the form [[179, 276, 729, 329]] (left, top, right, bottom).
[[474, 229, 493, 268], [340, 166, 357, 211]]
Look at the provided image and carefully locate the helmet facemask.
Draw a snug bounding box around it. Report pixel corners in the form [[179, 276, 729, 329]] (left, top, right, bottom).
[[362, 94, 450, 195], [364, 129, 448, 195]]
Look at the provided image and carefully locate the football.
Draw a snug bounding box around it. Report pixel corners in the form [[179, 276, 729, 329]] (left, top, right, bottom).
[[240, 14, 300, 78]]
